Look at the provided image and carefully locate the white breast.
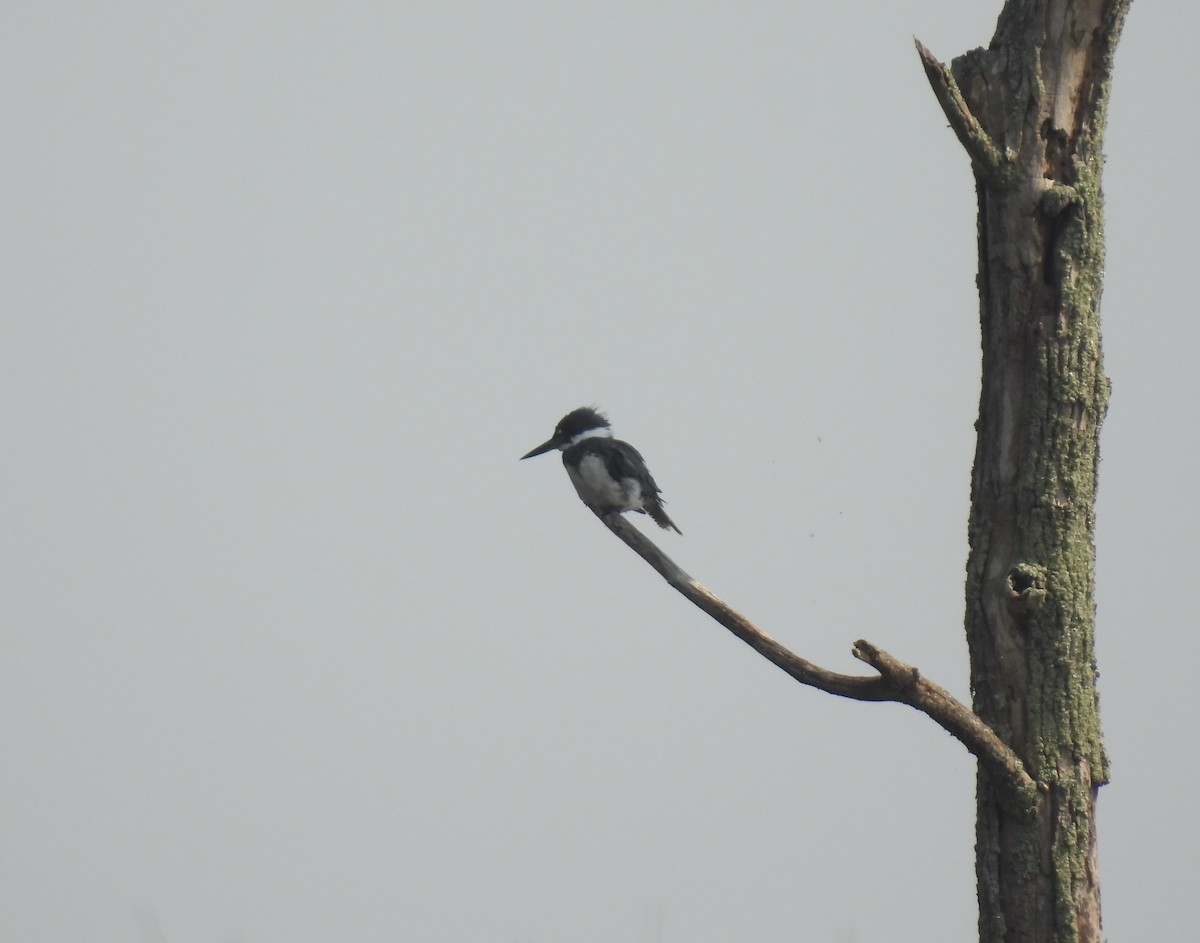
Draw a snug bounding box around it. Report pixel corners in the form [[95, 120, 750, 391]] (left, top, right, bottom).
[[567, 455, 644, 512]]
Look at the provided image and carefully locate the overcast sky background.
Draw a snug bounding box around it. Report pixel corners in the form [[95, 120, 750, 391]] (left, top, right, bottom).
[[2, 3, 1195, 942]]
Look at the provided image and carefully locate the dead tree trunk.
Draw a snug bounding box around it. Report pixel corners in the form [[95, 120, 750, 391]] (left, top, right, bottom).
[[554, 3, 1132, 941], [918, 2, 1129, 940]]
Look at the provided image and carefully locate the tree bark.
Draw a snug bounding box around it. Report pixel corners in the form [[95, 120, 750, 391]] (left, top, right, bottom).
[[919, 2, 1130, 940]]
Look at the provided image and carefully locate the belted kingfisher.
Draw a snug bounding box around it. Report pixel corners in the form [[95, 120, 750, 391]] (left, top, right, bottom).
[[521, 407, 681, 534]]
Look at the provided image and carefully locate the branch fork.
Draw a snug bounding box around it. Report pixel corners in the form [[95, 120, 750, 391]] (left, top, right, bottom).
[[596, 511, 1038, 814], [914, 38, 1011, 184]]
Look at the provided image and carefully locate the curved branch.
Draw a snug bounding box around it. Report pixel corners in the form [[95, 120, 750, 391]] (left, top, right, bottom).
[[597, 511, 1039, 813], [914, 38, 1010, 183]]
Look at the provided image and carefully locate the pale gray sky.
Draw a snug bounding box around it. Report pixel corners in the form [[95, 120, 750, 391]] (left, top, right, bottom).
[[2, 3, 1195, 942]]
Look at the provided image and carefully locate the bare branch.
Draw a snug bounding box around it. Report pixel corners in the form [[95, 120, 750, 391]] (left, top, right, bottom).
[[914, 38, 1009, 182], [597, 511, 1039, 813]]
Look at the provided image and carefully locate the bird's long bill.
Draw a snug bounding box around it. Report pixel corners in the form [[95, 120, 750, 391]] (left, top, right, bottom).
[[520, 437, 559, 460]]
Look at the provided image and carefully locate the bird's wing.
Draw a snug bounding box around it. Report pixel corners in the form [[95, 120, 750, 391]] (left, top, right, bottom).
[[605, 439, 662, 495]]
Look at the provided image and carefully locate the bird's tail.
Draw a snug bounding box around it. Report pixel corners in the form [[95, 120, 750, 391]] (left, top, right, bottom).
[[645, 501, 682, 535]]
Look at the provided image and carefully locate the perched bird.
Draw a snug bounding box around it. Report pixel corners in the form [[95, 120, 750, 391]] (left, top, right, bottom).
[[521, 406, 681, 534]]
